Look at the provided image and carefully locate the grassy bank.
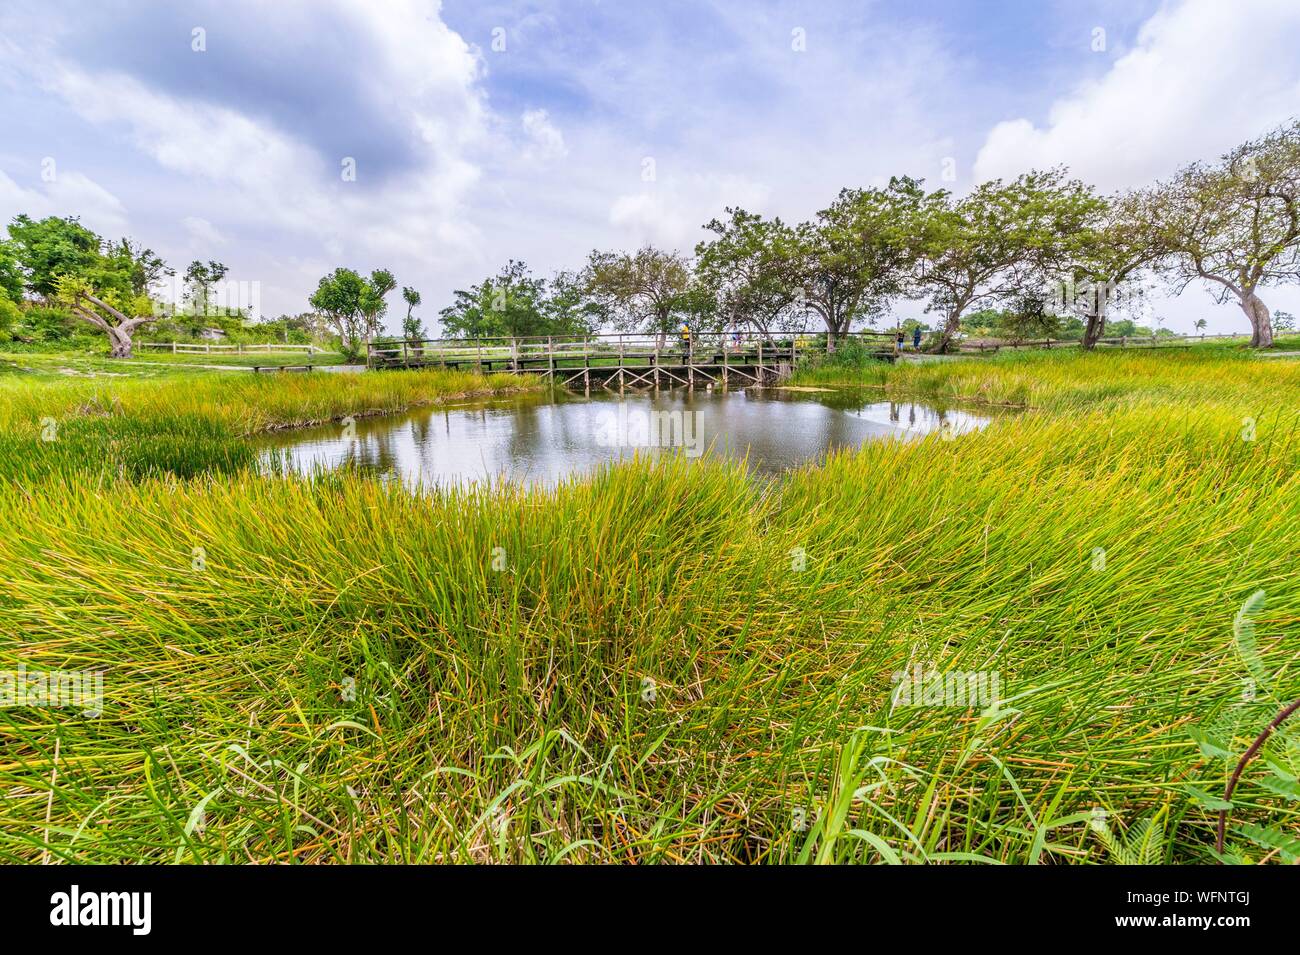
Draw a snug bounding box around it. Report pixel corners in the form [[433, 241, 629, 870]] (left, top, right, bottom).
[[0, 348, 1297, 863], [793, 341, 1300, 409], [0, 365, 537, 482]]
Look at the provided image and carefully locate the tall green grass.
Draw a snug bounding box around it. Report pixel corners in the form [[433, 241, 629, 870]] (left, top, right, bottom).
[[0, 349, 1297, 863], [0, 367, 535, 482]]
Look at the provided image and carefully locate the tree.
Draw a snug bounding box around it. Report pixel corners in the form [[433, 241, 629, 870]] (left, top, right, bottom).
[[182, 260, 230, 318], [1148, 120, 1300, 348], [911, 169, 1103, 352], [1194, 318, 1208, 333], [695, 208, 801, 338], [0, 243, 20, 340], [542, 270, 603, 337], [440, 260, 550, 339], [6, 215, 101, 300], [1058, 189, 1167, 349], [581, 247, 693, 339], [308, 267, 395, 358], [309, 268, 368, 357], [44, 227, 171, 358], [401, 286, 423, 340], [360, 269, 396, 344], [780, 180, 923, 343], [0, 240, 23, 305]]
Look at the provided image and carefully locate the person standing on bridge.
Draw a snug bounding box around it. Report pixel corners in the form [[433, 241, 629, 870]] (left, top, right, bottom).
[[681, 322, 693, 359], [912, 326, 922, 350]]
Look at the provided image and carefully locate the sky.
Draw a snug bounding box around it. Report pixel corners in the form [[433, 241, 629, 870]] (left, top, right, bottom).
[[1, 0, 1298, 334]]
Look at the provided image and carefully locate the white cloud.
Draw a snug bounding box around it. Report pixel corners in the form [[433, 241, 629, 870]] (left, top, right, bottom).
[[608, 174, 771, 251], [0, 0, 493, 318], [182, 216, 226, 247], [521, 109, 567, 161], [0, 168, 128, 235], [974, 0, 1300, 190]]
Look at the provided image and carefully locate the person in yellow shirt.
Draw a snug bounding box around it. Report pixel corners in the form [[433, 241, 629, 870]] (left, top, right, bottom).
[[680, 322, 692, 359]]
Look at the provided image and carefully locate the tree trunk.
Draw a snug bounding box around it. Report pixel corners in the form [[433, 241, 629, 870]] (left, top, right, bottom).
[[1240, 292, 1274, 348], [1082, 309, 1107, 350], [930, 308, 963, 354], [108, 327, 134, 358]]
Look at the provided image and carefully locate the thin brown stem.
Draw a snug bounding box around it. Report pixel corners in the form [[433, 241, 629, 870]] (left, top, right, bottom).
[[1216, 696, 1300, 859]]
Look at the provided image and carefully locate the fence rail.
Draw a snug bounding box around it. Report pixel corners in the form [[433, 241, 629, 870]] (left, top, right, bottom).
[[138, 342, 331, 355], [956, 332, 1250, 353]]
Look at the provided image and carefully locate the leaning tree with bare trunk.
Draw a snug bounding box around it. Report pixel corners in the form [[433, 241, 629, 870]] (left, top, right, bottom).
[[56, 236, 169, 358], [910, 169, 1102, 353], [1148, 121, 1300, 349], [62, 282, 161, 358]]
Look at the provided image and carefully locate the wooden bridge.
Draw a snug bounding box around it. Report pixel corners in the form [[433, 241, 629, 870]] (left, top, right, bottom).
[[367, 331, 898, 390]]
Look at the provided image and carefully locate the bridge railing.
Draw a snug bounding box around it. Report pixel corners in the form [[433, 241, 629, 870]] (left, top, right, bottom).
[[367, 329, 898, 370], [955, 331, 1252, 353]]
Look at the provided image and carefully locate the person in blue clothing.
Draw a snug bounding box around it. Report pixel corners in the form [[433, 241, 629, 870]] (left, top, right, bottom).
[[912, 326, 923, 350]]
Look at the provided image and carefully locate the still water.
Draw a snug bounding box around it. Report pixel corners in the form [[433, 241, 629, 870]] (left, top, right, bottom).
[[259, 387, 992, 488]]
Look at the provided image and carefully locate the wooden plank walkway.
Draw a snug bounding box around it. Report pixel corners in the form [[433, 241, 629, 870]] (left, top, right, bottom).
[[367, 331, 898, 390]]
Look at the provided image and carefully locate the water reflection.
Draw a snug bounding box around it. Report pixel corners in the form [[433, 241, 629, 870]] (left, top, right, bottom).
[[258, 386, 994, 488]]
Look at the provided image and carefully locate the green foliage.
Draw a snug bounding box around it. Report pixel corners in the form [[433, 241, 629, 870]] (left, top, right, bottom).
[[177, 260, 231, 329], [0, 297, 19, 341], [5, 214, 101, 298], [308, 267, 395, 358], [581, 247, 694, 336], [10, 306, 83, 343], [911, 168, 1104, 348], [401, 286, 424, 339], [963, 305, 1085, 341], [786, 177, 928, 337], [441, 260, 595, 340], [0, 240, 23, 304], [695, 207, 802, 335], [1091, 813, 1167, 865]]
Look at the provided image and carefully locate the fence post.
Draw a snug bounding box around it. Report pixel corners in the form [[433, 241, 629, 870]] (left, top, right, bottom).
[[548, 336, 554, 379]]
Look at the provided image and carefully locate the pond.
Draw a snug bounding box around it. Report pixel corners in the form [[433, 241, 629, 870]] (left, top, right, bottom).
[[258, 386, 994, 488]]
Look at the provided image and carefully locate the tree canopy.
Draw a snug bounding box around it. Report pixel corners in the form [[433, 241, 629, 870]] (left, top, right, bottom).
[[440, 260, 595, 340], [1145, 119, 1300, 347]]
